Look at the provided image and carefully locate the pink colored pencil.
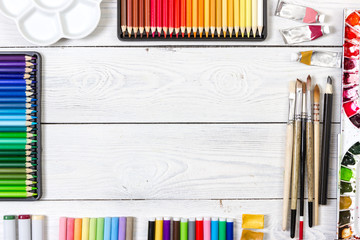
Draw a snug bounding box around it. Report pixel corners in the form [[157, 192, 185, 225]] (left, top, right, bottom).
[[151, 0, 156, 37], [163, 0, 169, 37], [169, 0, 174, 37], [66, 218, 75, 240], [156, 0, 162, 36]]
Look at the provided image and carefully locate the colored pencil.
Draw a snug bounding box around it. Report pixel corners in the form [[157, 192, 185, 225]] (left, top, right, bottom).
[[180, 218, 188, 240], [186, 0, 192, 37], [0, 179, 36, 185], [205, 0, 210, 37], [0, 192, 37, 197], [0, 73, 32, 79], [195, 218, 203, 240], [0, 150, 36, 156], [210, 0, 216, 37], [299, 81, 306, 240], [121, 0, 127, 34], [173, 218, 180, 240], [234, 0, 239, 37], [193, 0, 198, 37], [216, 0, 221, 37], [127, 0, 133, 36], [0, 56, 34, 61], [169, 0, 175, 37], [319, 77, 333, 205], [228, 0, 234, 37], [139, 0, 145, 36], [163, 0, 168, 37], [222, 0, 227, 37], [0, 186, 36, 191], [164, 217, 171, 240], [0, 121, 37, 127], [0, 80, 36, 86], [0, 68, 35, 73], [0, 116, 37, 120], [313, 84, 320, 225], [0, 62, 36, 67], [180, 0, 185, 37], [148, 218, 155, 240], [251, 0, 257, 37], [0, 156, 36, 161], [245, 0, 251, 38], [199, 0, 205, 38], [282, 81, 295, 231], [82, 218, 90, 240], [0, 174, 36, 180], [0, 168, 35, 174], [133, 0, 139, 37], [156, 0, 163, 36], [257, 0, 263, 36], [145, 0, 151, 37], [290, 79, 302, 239], [96, 218, 105, 240], [0, 132, 36, 138], [0, 127, 36, 132], [0, 163, 35, 168], [189, 218, 195, 240], [155, 217, 163, 240], [151, 0, 156, 37]]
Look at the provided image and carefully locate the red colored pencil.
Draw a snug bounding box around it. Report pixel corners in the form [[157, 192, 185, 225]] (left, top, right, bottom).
[[151, 0, 156, 37], [127, 0, 133, 37], [133, 0, 139, 37], [139, 0, 145, 36], [180, 0, 186, 37], [175, 0, 181, 37], [163, 0, 168, 37], [156, 0, 162, 36], [145, 0, 151, 37], [169, 0, 174, 37], [196, 218, 204, 240]]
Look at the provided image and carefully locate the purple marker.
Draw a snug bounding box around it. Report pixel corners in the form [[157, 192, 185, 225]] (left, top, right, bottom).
[[163, 217, 171, 240], [119, 217, 127, 240], [0, 55, 34, 61]]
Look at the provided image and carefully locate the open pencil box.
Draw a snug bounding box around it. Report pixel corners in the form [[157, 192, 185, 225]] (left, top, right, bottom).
[[0, 52, 42, 201], [117, 0, 267, 41]]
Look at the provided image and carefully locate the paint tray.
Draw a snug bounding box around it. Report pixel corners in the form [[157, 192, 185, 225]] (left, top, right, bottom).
[[117, 0, 267, 41], [0, 52, 42, 201], [338, 9, 360, 239]]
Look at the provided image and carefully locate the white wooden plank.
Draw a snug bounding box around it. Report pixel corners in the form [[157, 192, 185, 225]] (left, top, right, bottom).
[[14, 47, 342, 123], [0, 200, 338, 240], [0, 0, 358, 47], [41, 124, 339, 200]]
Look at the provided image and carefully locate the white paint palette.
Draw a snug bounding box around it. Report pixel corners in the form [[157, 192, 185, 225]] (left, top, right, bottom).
[[0, 0, 102, 45]]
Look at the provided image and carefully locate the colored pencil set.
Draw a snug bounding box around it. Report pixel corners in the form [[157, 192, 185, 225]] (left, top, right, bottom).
[[118, 0, 266, 39], [0, 53, 41, 200], [282, 76, 333, 239], [3, 215, 45, 240], [59, 216, 134, 240]]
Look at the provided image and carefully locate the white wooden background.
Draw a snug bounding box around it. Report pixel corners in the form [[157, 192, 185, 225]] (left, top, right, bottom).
[[0, 0, 355, 239]]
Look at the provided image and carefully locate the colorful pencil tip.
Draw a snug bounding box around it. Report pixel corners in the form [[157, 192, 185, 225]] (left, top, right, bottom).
[[242, 32, 244, 38], [200, 32, 203, 38], [224, 32, 227, 38], [236, 33, 239, 38], [152, 32, 155, 38], [247, 32, 250, 38], [212, 33, 214, 38], [176, 33, 179, 38], [194, 32, 197, 38], [229, 33, 232, 38], [158, 32, 161, 37], [206, 32, 208, 38], [164, 32, 167, 38], [170, 32, 173, 38], [181, 32, 184, 38], [188, 33, 191, 38], [147, 32, 149, 38]]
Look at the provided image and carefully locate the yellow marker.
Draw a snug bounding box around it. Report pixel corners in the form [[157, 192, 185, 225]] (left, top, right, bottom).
[[228, 0, 234, 37], [245, 0, 251, 38], [210, 0, 216, 37], [216, 0, 222, 37], [222, 0, 227, 37], [240, 0, 245, 37], [251, 0, 257, 37], [205, 0, 210, 37], [193, 0, 198, 37], [155, 217, 163, 240], [234, 0, 240, 37], [186, 0, 192, 37], [81, 218, 90, 240]]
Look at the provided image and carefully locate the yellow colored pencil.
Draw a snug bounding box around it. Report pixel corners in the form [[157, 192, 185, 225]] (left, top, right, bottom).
[[222, 0, 227, 37], [210, 0, 216, 37], [234, 0, 240, 37], [205, 0, 210, 37], [228, 0, 234, 37], [199, 0, 204, 37], [251, 0, 257, 37], [245, 0, 251, 38], [240, 0, 245, 37], [193, 0, 198, 37], [187, 0, 192, 37], [216, 0, 222, 37], [81, 218, 90, 240]]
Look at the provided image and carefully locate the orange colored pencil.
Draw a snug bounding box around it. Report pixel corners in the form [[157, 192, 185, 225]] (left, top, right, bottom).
[[193, 0, 198, 37], [199, 0, 204, 38], [204, 0, 210, 37], [139, 0, 145, 36], [228, 0, 233, 37], [133, 0, 139, 37], [156, 0, 162, 36], [180, 0, 186, 37], [163, 0, 168, 37], [127, 0, 133, 36], [145, 0, 151, 37], [216, 0, 221, 37], [175, 0, 181, 37], [186, 0, 192, 37], [169, 0, 175, 37], [210, 0, 215, 37], [151, 0, 156, 37]]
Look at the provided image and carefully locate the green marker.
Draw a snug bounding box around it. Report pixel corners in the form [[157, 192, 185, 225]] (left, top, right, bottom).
[[0, 180, 36, 185], [0, 186, 37, 191], [96, 218, 105, 240], [89, 218, 97, 240], [219, 218, 226, 240], [0, 192, 37, 198], [180, 218, 188, 240]]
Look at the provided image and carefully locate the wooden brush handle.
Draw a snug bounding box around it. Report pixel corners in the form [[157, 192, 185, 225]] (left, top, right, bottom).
[[291, 121, 301, 210], [314, 121, 320, 225], [306, 122, 314, 202], [282, 123, 294, 231]]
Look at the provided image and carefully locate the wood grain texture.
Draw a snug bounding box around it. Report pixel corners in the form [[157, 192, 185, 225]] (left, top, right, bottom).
[[0, 199, 338, 240], [41, 123, 339, 200], [0, 47, 339, 123], [0, 0, 358, 47]]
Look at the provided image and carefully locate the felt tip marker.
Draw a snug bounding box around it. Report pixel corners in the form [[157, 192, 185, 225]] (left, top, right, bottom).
[[211, 218, 219, 240], [32, 215, 45, 240], [4, 215, 16, 240], [19, 215, 31, 240]]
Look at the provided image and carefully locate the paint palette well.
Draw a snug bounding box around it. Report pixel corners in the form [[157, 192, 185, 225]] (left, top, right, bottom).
[[0, 0, 102, 45]]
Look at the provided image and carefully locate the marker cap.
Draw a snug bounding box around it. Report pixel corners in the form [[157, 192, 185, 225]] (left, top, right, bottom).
[[4, 215, 16, 220], [32, 215, 44, 220], [19, 215, 31, 219]]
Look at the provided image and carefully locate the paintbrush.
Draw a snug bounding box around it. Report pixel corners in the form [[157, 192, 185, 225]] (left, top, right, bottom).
[[299, 81, 306, 240], [306, 75, 314, 228], [320, 76, 333, 205], [290, 79, 303, 239], [282, 81, 296, 231], [313, 84, 320, 225]]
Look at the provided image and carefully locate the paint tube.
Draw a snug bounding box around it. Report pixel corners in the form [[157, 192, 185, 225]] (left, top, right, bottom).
[[291, 51, 341, 68], [280, 25, 330, 44], [275, 0, 325, 23]]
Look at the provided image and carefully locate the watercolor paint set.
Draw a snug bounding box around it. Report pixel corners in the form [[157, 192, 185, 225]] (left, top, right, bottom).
[[338, 9, 360, 240], [0, 52, 42, 201], [117, 0, 267, 40]]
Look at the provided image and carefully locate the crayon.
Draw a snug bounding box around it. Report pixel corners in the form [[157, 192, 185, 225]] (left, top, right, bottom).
[[89, 218, 97, 240], [173, 218, 180, 240], [196, 218, 204, 240], [81, 218, 90, 240], [148, 218, 155, 240], [110, 217, 119, 240], [155, 217, 163, 240], [164, 217, 171, 240], [226, 219, 233, 240], [74, 218, 82, 240], [67, 218, 75, 240], [96, 218, 105, 240], [126, 217, 133, 240], [204, 217, 211, 240], [104, 217, 111, 240], [59, 217, 67, 240], [189, 218, 195, 240], [219, 218, 226, 240], [119, 217, 127, 240]]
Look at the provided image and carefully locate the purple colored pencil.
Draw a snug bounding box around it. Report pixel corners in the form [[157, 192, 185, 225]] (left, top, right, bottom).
[[119, 217, 126, 240], [163, 217, 171, 240], [0, 62, 36, 67], [0, 55, 34, 61], [0, 68, 36, 73], [0, 74, 33, 79]]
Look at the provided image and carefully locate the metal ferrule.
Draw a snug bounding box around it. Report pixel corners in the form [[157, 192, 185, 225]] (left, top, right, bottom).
[[301, 93, 306, 119], [288, 92, 295, 124], [306, 90, 312, 122], [295, 87, 303, 121]]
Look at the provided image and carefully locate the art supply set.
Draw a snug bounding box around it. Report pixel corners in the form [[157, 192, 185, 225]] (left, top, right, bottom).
[[117, 0, 267, 40], [59, 216, 134, 240], [338, 9, 360, 240], [282, 76, 333, 239], [0, 53, 41, 201], [3, 215, 45, 240]]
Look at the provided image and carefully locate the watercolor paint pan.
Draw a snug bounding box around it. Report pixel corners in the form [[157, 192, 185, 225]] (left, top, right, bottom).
[[0, 52, 42, 201], [117, 0, 267, 41]]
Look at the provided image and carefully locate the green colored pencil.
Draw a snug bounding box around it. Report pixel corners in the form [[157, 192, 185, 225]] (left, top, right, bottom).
[[0, 150, 36, 156], [0, 144, 37, 150], [0, 174, 36, 179], [0, 186, 37, 191], [0, 179, 36, 185], [0, 168, 35, 174], [0, 133, 37, 138], [0, 156, 36, 161], [0, 139, 37, 144], [0, 192, 37, 197], [0, 127, 36, 132], [0, 162, 36, 168]]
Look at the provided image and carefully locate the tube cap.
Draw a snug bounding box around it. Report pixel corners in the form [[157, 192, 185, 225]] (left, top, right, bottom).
[[291, 52, 301, 62], [323, 25, 330, 34], [318, 14, 325, 23]]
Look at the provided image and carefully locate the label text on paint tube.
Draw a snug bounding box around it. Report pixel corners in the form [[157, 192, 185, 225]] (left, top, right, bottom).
[[291, 51, 342, 68], [275, 0, 325, 23]]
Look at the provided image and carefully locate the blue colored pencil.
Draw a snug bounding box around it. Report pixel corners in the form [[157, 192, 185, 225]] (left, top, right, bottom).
[[0, 80, 36, 85], [0, 74, 32, 79], [0, 91, 34, 97], [0, 121, 37, 126], [226, 219, 233, 240], [0, 86, 34, 91], [0, 68, 36, 73], [110, 217, 119, 240], [0, 115, 37, 120], [104, 217, 111, 240], [0, 103, 37, 109], [211, 218, 219, 240], [0, 62, 36, 67], [0, 55, 34, 61], [0, 97, 37, 103], [0, 109, 36, 114], [0, 126, 36, 132]]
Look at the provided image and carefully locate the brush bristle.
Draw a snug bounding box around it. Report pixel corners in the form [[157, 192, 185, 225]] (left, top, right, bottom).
[[289, 81, 296, 93], [296, 79, 302, 89], [327, 76, 332, 84], [302, 82, 306, 93], [307, 75, 312, 91], [314, 84, 320, 103]]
